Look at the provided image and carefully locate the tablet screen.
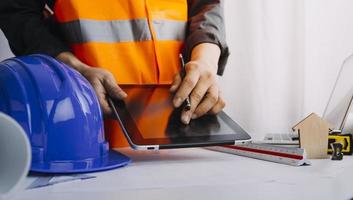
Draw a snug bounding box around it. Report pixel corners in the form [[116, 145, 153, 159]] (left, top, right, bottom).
[[121, 85, 237, 139]]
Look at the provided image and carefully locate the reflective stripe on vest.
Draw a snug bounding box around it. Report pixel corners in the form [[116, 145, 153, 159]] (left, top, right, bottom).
[[60, 19, 186, 44], [54, 0, 187, 84]]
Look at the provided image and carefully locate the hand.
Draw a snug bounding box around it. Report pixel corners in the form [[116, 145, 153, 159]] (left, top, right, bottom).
[[170, 43, 226, 124], [80, 67, 127, 116], [56, 52, 127, 117]]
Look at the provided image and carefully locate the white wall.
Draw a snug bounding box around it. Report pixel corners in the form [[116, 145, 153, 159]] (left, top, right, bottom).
[[221, 0, 353, 139], [221, 0, 306, 139], [1, 1, 353, 139]]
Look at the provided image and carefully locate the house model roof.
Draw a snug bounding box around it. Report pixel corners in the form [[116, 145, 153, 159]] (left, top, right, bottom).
[[292, 113, 333, 132]]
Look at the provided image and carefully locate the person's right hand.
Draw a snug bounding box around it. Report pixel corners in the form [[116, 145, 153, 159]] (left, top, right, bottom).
[[56, 52, 127, 117]]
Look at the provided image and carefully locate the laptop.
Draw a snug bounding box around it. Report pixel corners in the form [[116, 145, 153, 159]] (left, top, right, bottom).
[[108, 85, 251, 150], [323, 53, 353, 132]]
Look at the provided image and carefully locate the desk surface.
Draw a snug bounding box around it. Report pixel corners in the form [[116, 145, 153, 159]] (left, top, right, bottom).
[[10, 148, 353, 200]]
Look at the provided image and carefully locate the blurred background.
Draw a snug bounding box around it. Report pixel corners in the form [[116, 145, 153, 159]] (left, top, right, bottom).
[[1, 0, 353, 140], [220, 0, 353, 140]]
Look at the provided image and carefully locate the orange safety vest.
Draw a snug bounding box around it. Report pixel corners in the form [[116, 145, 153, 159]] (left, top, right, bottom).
[[54, 0, 187, 147]]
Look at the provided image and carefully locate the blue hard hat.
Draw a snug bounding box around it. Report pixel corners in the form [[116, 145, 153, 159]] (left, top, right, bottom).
[[0, 54, 130, 173]]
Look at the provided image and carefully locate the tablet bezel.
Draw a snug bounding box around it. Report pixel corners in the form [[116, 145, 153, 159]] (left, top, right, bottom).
[[109, 85, 251, 150]]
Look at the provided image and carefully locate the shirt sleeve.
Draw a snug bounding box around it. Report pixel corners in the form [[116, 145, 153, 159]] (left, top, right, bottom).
[[184, 0, 230, 76], [0, 0, 69, 57]]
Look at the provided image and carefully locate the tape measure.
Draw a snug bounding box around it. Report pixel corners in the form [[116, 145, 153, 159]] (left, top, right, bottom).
[[328, 134, 353, 155]]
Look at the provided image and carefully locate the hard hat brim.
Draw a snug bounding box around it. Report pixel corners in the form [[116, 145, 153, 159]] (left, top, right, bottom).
[[30, 150, 131, 174]]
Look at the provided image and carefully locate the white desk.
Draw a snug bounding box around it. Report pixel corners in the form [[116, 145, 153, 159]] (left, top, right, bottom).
[[10, 148, 353, 200]]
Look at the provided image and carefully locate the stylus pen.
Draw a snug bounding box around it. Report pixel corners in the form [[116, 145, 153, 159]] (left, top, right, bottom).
[[179, 54, 191, 111]]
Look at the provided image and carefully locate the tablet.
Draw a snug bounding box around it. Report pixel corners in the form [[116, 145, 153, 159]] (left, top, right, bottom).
[[109, 85, 251, 150]]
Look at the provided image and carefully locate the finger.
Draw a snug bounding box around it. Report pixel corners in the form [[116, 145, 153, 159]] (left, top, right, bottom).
[[192, 85, 219, 119], [91, 79, 113, 116], [189, 77, 212, 110], [173, 68, 200, 108], [102, 73, 127, 100], [208, 94, 226, 115], [180, 79, 211, 124], [170, 73, 182, 92]]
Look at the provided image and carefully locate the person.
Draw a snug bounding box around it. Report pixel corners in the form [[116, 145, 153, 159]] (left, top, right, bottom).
[[0, 0, 229, 147]]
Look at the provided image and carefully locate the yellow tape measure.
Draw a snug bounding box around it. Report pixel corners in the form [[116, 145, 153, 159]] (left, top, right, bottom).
[[328, 134, 353, 155]]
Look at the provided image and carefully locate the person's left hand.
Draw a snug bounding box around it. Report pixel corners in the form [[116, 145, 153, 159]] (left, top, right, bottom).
[[170, 43, 225, 124]]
